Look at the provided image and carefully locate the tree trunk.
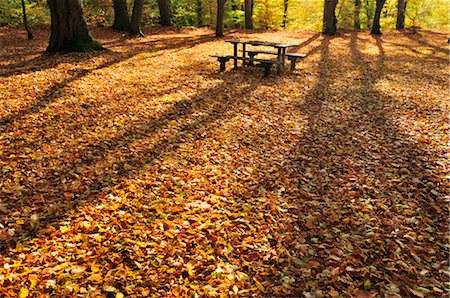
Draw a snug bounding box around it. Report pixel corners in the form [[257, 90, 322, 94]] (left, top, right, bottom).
[[322, 0, 339, 35], [244, 0, 253, 29], [197, 0, 203, 26], [354, 0, 361, 29], [215, 0, 225, 37], [396, 0, 406, 29], [129, 0, 144, 36], [21, 0, 33, 39], [364, 0, 372, 28], [111, 0, 130, 31], [46, 0, 102, 52], [158, 0, 171, 26], [282, 0, 288, 29], [370, 0, 386, 35]]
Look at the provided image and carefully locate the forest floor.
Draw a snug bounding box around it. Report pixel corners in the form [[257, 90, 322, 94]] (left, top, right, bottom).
[[0, 26, 448, 297]]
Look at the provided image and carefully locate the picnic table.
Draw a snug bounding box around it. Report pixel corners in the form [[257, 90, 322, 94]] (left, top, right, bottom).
[[211, 40, 306, 76]]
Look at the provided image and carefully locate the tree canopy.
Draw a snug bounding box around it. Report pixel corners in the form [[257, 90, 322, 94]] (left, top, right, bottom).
[[1, 0, 448, 31]]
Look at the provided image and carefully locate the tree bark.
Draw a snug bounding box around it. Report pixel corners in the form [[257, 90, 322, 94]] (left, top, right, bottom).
[[197, 0, 203, 27], [370, 0, 386, 35], [21, 0, 33, 39], [396, 0, 406, 29], [129, 0, 144, 36], [354, 0, 361, 29], [111, 0, 130, 31], [215, 0, 226, 37], [282, 0, 288, 29], [158, 0, 171, 26], [46, 0, 102, 52], [244, 0, 253, 29], [322, 0, 339, 35]]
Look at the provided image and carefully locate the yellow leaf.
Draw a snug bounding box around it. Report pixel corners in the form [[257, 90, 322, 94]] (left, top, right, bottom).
[[19, 287, 29, 298], [88, 273, 103, 284], [91, 263, 100, 273], [116, 293, 125, 298], [254, 279, 264, 292]]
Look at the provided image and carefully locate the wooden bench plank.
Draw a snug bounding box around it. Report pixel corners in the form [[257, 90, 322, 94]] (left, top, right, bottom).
[[245, 51, 306, 71], [211, 55, 280, 76]]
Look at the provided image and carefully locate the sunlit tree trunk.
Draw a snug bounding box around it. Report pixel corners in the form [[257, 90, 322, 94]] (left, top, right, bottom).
[[231, 0, 239, 27], [197, 0, 203, 26], [282, 0, 288, 29], [354, 0, 361, 29], [244, 0, 253, 29], [370, 0, 386, 35], [129, 0, 144, 36], [323, 0, 338, 35], [396, 0, 406, 29], [46, 0, 102, 52], [111, 0, 129, 31], [216, 0, 226, 36], [158, 0, 171, 26], [21, 0, 33, 39]]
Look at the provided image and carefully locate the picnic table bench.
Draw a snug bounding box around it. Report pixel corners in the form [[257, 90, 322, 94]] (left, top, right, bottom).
[[211, 54, 281, 76], [211, 40, 307, 76]]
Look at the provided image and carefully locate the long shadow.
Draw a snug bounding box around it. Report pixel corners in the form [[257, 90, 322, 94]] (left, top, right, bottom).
[[250, 32, 447, 295], [380, 40, 447, 63], [401, 30, 448, 55], [0, 56, 284, 250], [0, 34, 215, 126]]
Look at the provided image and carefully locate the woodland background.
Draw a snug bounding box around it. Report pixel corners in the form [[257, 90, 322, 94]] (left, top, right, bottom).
[[1, 0, 449, 31]]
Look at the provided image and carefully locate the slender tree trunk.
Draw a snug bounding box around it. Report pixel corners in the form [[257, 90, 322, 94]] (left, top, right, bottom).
[[364, 0, 372, 28], [129, 0, 144, 36], [244, 0, 253, 29], [370, 0, 386, 35], [21, 0, 33, 39], [396, 0, 406, 29], [322, 0, 339, 35], [46, 0, 102, 52], [197, 0, 203, 26], [231, 1, 239, 28], [215, 0, 225, 37], [282, 0, 288, 29], [111, 0, 130, 31], [158, 0, 171, 26], [354, 0, 361, 29]]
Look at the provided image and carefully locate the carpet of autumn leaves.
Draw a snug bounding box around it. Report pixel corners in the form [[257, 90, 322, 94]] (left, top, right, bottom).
[[0, 25, 448, 297]]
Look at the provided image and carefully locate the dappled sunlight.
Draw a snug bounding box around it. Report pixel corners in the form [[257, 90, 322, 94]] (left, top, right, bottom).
[[0, 26, 448, 297]]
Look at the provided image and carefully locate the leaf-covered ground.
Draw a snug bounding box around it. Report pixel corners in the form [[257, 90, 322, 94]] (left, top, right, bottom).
[[0, 26, 448, 297]]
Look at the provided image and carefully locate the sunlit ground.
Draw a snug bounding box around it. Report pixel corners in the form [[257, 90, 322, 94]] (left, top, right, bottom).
[[0, 25, 448, 297]]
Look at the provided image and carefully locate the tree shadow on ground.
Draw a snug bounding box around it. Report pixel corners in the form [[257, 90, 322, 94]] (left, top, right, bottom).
[[401, 29, 449, 55], [0, 52, 284, 251], [0, 33, 216, 125], [251, 32, 447, 295]]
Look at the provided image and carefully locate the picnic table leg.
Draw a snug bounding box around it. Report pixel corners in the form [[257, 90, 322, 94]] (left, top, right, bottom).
[[233, 43, 238, 69], [242, 43, 247, 66], [276, 48, 283, 72]]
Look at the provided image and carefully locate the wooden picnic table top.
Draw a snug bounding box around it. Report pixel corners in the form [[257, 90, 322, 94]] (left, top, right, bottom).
[[225, 40, 299, 48]]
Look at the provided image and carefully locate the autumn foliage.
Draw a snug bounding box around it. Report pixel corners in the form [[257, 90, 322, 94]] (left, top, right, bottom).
[[0, 26, 448, 297]]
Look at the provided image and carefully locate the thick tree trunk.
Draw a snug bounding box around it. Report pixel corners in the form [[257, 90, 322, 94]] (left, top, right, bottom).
[[244, 0, 253, 29], [370, 0, 386, 35], [215, 0, 225, 37], [46, 0, 102, 52], [282, 0, 288, 29], [322, 0, 339, 35], [158, 0, 171, 27], [354, 0, 361, 29], [396, 0, 406, 29], [197, 0, 203, 26], [129, 0, 144, 36], [21, 0, 33, 39], [111, 0, 130, 31]]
